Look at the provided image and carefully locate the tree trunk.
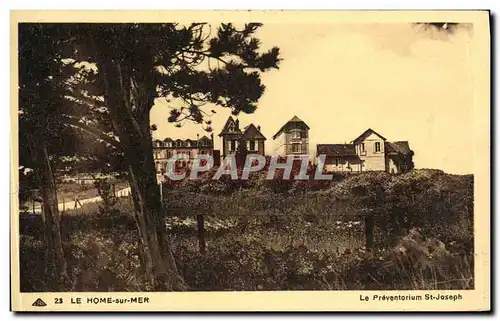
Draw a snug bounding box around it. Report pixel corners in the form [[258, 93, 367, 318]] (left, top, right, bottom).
[[126, 147, 185, 291], [29, 134, 68, 284], [95, 47, 186, 291]]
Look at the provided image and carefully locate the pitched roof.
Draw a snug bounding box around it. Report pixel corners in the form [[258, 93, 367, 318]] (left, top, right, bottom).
[[352, 128, 387, 143], [242, 123, 266, 140], [386, 141, 412, 155], [272, 115, 310, 140], [218, 116, 241, 136], [316, 144, 357, 157], [289, 115, 305, 123], [154, 135, 213, 148]]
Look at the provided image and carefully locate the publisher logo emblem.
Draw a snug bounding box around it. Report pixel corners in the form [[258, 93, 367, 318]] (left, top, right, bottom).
[[32, 298, 47, 307]]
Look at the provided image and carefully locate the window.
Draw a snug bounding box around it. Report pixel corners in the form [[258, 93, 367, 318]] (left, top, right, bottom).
[[230, 140, 236, 151], [291, 130, 301, 139], [291, 143, 300, 153], [375, 142, 381, 153], [249, 140, 256, 151], [359, 143, 366, 155]]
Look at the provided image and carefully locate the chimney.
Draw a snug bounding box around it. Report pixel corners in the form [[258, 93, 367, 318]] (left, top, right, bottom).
[[257, 125, 261, 131], [197, 134, 200, 147]]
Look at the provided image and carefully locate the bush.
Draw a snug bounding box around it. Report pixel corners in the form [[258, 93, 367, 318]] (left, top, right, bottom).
[[20, 170, 474, 292]]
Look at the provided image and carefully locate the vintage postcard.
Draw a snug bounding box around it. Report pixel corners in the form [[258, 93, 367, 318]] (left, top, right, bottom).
[[10, 10, 490, 311]]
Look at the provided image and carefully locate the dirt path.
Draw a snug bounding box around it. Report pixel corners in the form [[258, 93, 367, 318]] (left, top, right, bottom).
[[26, 187, 132, 214]]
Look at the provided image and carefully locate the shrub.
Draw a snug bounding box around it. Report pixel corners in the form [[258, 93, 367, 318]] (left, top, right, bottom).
[[20, 170, 474, 292]]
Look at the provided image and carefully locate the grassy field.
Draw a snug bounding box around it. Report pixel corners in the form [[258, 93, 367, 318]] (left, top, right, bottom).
[[19, 169, 474, 292]]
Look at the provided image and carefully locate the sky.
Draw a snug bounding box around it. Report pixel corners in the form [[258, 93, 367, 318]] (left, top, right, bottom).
[[150, 23, 474, 174]]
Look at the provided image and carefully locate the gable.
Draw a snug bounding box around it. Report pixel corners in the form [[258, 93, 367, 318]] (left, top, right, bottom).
[[353, 128, 387, 143], [272, 115, 310, 140], [242, 124, 266, 140], [363, 132, 385, 141], [218, 116, 242, 137], [198, 136, 213, 146]]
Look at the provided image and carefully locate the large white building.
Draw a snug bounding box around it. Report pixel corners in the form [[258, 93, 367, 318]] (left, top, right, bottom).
[[317, 128, 414, 174]]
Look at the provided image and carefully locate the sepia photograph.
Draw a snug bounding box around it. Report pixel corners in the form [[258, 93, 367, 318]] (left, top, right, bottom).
[[10, 10, 490, 311]]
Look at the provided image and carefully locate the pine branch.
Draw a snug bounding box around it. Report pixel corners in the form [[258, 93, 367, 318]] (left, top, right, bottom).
[[62, 115, 122, 151]]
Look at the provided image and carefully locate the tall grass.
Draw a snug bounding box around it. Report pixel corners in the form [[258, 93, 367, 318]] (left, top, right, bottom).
[[19, 169, 474, 292]]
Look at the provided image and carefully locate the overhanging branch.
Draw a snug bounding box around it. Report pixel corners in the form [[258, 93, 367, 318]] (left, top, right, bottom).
[[62, 115, 122, 151]]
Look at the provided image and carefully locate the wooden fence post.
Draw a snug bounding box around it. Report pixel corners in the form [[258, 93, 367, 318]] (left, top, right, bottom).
[[113, 183, 116, 198], [74, 196, 78, 209], [32, 190, 36, 215], [159, 183, 163, 209], [197, 214, 206, 254], [62, 199, 65, 212], [364, 214, 374, 250]]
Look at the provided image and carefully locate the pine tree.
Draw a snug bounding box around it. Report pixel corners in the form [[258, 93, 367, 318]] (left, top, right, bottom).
[[23, 22, 281, 290]]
